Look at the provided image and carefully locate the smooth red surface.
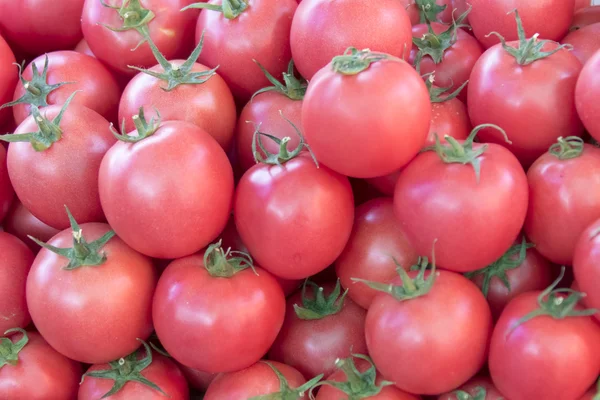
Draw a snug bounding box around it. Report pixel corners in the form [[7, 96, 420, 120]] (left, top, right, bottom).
[[3, 201, 60, 253], [571, 6, 600, 29], [179, 364, 217, 392], [562, 23, 600, 64], [438, 376, 504, 400], [574, 219, 600, 322], [0, 34, 17, 127], [576, 50, 600, 142], [0, 144, 13, 223]]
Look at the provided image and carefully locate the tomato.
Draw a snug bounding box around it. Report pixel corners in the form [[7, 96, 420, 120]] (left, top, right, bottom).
[[361, 263, 492, 395], [576, 50, 600, 142], [3, 201, 60, 253], [74, 39, 96, 58], [438, 376, 504, 400], [574, 218, 600, 323], [269, 281, 367, 378], [571, 6, 600, 30], [0, 329, 81, 400], [488, 271, 600, 400], [469, 0, 574, 49], [99, 116, 234, 259], [302, 49, 431, 178], [0, 144, 13, 223], [576, 0, 593, 11], [178, 364, 217, 392], [79, 342, 189, 400], [0, 233, 34, 334], [82, 0, 198, 75], [5, 51, 121, 125], [562, 23, 600, 64], [394, 126, 528, 272], [0, 0, 84, 55], [187, 0, 297, 102], [153, 243, 285, 373], [26, 218, 156, 364], [0, 34, 17, 127], [335, 198, 419, 309]]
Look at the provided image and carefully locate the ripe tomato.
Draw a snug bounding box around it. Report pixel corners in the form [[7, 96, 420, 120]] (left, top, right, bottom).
[[438, 376, 504, 400], [571, 6, 600, 30], [576, 50, 600, 142], [469, 0, 574, 49], [153, 243, 286, 373], [26, 220, 156, 364], [269, 281, 367, 379], [291, 0, 413, 80], [0, 144, 13, 223], [0, 233, 34, 333], [574, 218, 600, 322], [562, 23, 600, 64], [302, 49, 431, 178], [0, 34, 17, 127], [99, 117, 234, 259], [0, 329, 81, 400], [3, 201, 60, 253], [335, 198, 419, 309]]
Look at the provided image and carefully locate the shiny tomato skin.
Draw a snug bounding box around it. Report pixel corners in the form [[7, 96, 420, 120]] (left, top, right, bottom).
[[194, 0, 297, 102], [574, 219, 600, 322], [394, 143, 528, 273], [303, 57, 431, 178], [11, 51, 121, 125], [291, 0, 413, 80], [234, 154, 354, 279], [99, 121, 234, 259], [562, 23, 600, 64], [576, 50, 600, 142], [8, 104, 116, 230], [0, 232, 34, 333], [438, 376, 504, 400], [79, 352, 189, 400], [572, 6, 600, 29], [26, 223, 156, 364], [3, 201, 60, 253], [468, 42, 583, 168], [153, 254, 286, 373], [0, 144, 13, 223], [525, 144, 600, 265], [335, 198, 419, 309], [469, 0, 575, 49], [0, 331, 81, 400], [366, 270, 493, 395], [0, 34, 17, 127], [489, 291, 600, 400]]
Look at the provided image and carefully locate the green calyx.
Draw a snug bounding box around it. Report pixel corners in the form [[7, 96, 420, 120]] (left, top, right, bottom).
[[487, 9, 572, 66], [0, 328, 29, 369], [81, 340, 166, 399], [465, 237, 533, 297], [182, 0, 248, 20], [203, 239, 255, 278], [0, 91, 78, 151], [249, 362, 323, 400], [549, 136, 585, 160], [331, 47, 390, 76], [100, 0, 155, 35], [452, 387, 488, 400], [293, 279, 348, 321], [252, 60, 307, 101], [128, 30, 218, 91], [415, 0, 448, 24], [28, 206, 115, 270], [506, 267, 598, 337], [424, 73, 468, 103], [111, 107, 161, 143]]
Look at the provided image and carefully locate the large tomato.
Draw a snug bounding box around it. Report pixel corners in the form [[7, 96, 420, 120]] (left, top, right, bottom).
[[3, 201, 60, 253], [571, 6, 600, 30], [0, 144, 13, 223], [0, 34, 17, 127], [438, 376, 505, 400], [302, 49, 431, 178], [26, 220, 156, 364], [290, 0, 412, 80], [562, 23, 600, 64], [576, 50, 600, 142], [99, 117, 234, 259], [574, 218, 600, 323]]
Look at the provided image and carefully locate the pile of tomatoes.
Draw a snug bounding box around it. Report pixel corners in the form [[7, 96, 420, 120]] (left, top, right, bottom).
[[0, 0, 600, 399]]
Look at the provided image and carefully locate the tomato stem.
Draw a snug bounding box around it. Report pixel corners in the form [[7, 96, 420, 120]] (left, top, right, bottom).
[[0, 328, 29, 368], [252, 60, 307, 101], [293, 280, 348, 320], [452, 387, 487, 400], [331, 47, 390, 75], [424, 73, 468, 103], [182, 0, 248, 20], [111, 107, 161, 143], [100, 0, 155, 41], [249, 362, 323, 400], [203, 240, 255, 278], [415, 0, 448, 23], [548, 136, 585, 160]]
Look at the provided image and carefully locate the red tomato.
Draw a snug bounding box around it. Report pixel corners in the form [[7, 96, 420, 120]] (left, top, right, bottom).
[[571, 6, 600, 29], [152, 244, 286, 373], [562, 23, 600, 64], [0, 329, 81, 400], [290, 0, 413, 80], [394, 126, 528, 272], [0, 34, 17, 127], [178, 364, 217, 392], [574, 218, 600, 323], [525, 138, 600, 265], [576, 0, 593, 11], [302, 50, 431, 178], [0, 0, 84, 55], [26, 221, 156, 364], [0, 233, 34, 333], [99, 119, 234, 259], [74, 39, 96, 58], [0, 144, 13, 223], [469, 0, 574, 49], [335, 198, 419, 309], [576, 50, 600, 142], [3, 201, 60, 253], [438, 376, 504, 400], [269, 281, 368, 378]]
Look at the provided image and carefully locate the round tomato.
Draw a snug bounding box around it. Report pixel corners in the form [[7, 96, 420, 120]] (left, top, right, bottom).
[[562, 23, 600, 64], [576, 50, 600, 142], [291, 0, 412, 80], [0, 34, 17, 127], [0, 329, 81, 400], [302, 49, 431, 178], [571, 6, 600, 30], [574, 218, 600, 322], [0, 144, 13, 223], [26, 220, 156, 364], [438, 376, 504, 400], [99, 117, 234, 259], [3, 201, 60, 253]]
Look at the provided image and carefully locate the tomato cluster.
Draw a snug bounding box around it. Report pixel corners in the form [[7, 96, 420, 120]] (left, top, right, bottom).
[[0, 0, 600, 399]]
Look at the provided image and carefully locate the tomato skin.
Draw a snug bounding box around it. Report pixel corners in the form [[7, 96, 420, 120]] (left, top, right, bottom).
[[3, 201, 60, 253], [365, 270, 492, 395], [79, 353, 189, 400], [571, 6, 600, 29], [8, 104, 116, 230], [302, 57, 431, 178], [0, 144, 13, 223], [562, 23, 600, 64], [574, 219, 600, 323], [178, 364, 217, 392], [489, 292, 600, 400], [234, 154, 354, 279], [468, 42, 584, 168], [26, 223, 156, 364], [576, 50, 600, 142], [576, 0, 593, 11], [0, 34, 17, 127], [0, 331, 81, 400], [438, 376, 504, 400], [469, 0, 575, 49], [11, 51, 121, 125], [99, 121, 234, 259], [152, 254, 286, 373], [335, 198, 419, 309], [291, 0, 413, 80]]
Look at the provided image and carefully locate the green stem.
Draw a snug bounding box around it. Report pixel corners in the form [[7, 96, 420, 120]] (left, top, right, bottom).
[[548, 136, 584, 160]]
